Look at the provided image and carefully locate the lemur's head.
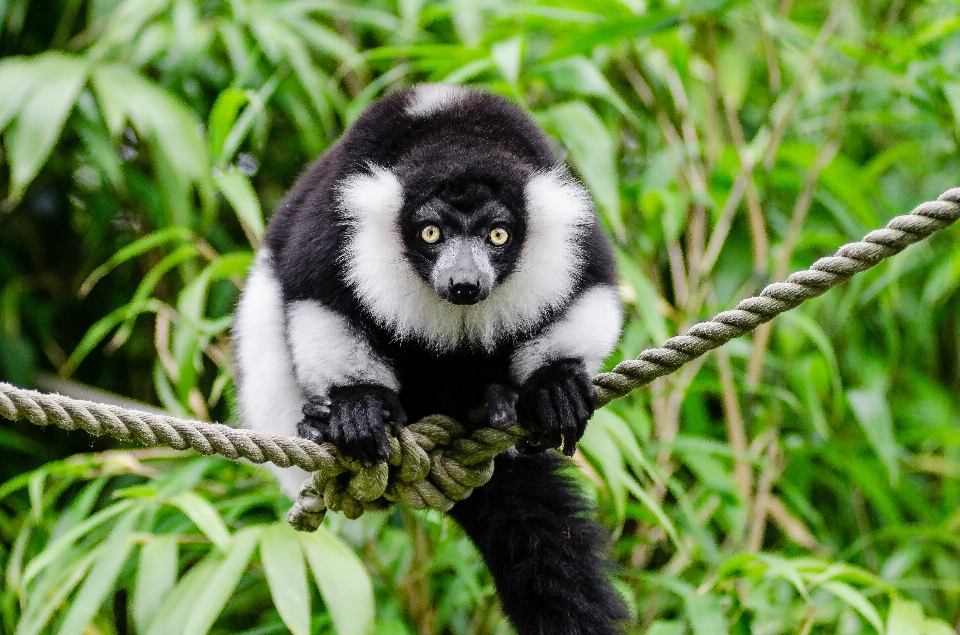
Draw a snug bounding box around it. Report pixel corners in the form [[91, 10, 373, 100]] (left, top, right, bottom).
[[404, 193, 517, 305], [336, 85, 595, 350], [395, 148, 531, 307]]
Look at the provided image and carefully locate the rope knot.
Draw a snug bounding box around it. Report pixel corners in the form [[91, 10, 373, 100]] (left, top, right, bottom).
[[287, 415, 527, 531]]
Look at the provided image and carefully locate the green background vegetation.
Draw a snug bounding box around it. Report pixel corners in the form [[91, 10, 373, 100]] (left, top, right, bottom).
[[1, 0, 960, 633]]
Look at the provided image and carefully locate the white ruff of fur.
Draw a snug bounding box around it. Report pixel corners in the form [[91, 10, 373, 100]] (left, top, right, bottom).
[[509, 285, 623, 383], [233, 249, 309, 496], [405, 84, 470, 117], [339, 165, 593, 352]]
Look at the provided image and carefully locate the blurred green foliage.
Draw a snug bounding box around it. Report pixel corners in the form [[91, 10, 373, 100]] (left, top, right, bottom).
[[1, 0, 960, 633]]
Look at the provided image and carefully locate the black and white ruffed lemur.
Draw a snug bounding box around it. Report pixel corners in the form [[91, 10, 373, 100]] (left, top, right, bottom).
[[233, 84, 627, 635]]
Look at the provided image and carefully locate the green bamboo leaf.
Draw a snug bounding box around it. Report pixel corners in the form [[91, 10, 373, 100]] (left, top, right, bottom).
[[89, 0, 170, 61], [685, 592, 728, 635], [536, 102, 623, 239], [28, 470, 45, 522], [491, 36, 522, 85], [301, 527, 374, 635], [219, 78, 280, 163], [847, 386, 901, 486], [922, 620, 958, 635], [758, 554, 809, 600], [645, 621, 686, 635], [181, 527, 260, 635], [208, 89, 249, 162], [261, 523, 311, 635], [578, 411, 628, 521], [820, 580, 884, 633], [170, 252, 251, 399], [5, 53, 88, 202], [615, 248, 667, 345], [22, 499, 136, 585], [886, 598, 923, 635], [144, 553, 221, 635], [536, 56, 640, 126], [716, 39, 752, 108], [14, 549, 98, 635], [107, 244, 200, 350], [0, 57, 38, 132], [169, 491, 232, 552], [623, 479, 681, 550], [76, 118, 123, 188], [133, 535, 179, 630], [56, 508, 140, 635], [782, 311, 844, 416], [289, 19, 358, 61], [92, 63, 210, 188], [79, 227, 194, 297], [921, 248, 960, 306], [940, 81, 960, 132], [544, 11, 680, 61], [60, 478, 110, 533], [60, 298, 168, 377], [215, 168, 265, 243]]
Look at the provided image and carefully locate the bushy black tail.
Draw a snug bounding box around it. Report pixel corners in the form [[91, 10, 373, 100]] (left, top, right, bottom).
[[449, 450, 627, 635]]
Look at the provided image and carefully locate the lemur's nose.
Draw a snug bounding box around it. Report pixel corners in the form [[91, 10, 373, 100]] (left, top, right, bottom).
[[448, 277, 481, 304]]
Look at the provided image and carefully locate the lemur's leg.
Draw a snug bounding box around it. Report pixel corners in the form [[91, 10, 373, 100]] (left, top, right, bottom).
[[284, 296, 405, 465], [234, 250, 309, 496], [510, 285, 622, 454], [236, 250, 403, 469], [449, 451, 627, 635]]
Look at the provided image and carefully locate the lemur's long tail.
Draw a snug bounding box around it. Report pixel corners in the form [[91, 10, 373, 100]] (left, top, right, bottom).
[[449, 450, 628, 635]]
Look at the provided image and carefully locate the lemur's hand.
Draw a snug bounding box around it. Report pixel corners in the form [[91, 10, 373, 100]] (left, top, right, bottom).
[[517, 359, 596, 456], [298, 385, 407, 466]]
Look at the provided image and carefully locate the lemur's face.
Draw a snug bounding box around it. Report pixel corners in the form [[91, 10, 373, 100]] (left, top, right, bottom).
[[401, 182, 525, 305]]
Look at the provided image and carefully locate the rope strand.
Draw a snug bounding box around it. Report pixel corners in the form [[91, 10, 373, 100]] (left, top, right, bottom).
[[2, 187, 958, 530]]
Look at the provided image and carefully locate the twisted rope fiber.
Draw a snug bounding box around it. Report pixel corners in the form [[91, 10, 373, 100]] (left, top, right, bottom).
[[1, 188, 958, 531]]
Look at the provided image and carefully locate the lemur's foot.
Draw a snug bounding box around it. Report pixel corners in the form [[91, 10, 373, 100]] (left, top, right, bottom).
[[518, 359, 596, 456], [298, 385, 407, 466]]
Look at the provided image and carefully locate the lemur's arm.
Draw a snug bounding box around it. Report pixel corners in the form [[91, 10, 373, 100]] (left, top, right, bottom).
[[285, 299, 405, 464], [506, 285, 622, 454]]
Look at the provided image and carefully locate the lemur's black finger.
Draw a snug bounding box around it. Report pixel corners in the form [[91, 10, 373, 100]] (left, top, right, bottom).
[[384, 391, 408, 432], [352, 401, 378, 466], [535, 389, 559, 432], [325, 411, 345, 448], [364, 398, 390, 461], [339, 401, 364, 462], [302, 398, 331, 420], [296, 418, 325, 443], [550, 384, 578, 456], [565, 377, 592, 425], [566, 372, 594, 412]]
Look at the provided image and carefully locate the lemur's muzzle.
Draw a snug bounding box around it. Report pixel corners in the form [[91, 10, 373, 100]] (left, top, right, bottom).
[[434, 241, 492, 305]]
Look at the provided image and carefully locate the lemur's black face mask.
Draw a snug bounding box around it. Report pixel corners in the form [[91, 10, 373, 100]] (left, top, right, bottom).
[[400, 181, 526, 306]]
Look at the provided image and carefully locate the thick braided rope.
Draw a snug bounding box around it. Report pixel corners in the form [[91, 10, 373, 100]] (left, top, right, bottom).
[[1, 188, 958, 530], [593, 187, 960, 406]]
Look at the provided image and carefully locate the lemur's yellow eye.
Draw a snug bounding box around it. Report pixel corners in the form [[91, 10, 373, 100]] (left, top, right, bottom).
[[421, 225, 441, 244], [489, 227, 509, 246]]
